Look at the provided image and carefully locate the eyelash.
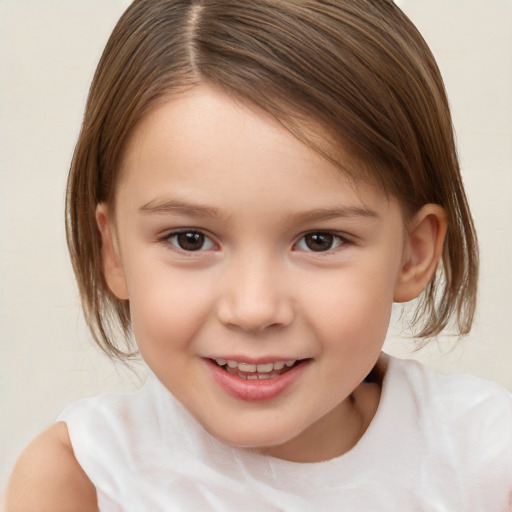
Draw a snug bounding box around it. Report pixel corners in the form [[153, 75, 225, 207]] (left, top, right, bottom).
[[161, 229, 349, 254], [294, 232, 348, 253], [163, 229, 217, 252]]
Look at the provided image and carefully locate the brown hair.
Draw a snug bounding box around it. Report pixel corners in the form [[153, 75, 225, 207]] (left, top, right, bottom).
[[66, 0, 478, 359]]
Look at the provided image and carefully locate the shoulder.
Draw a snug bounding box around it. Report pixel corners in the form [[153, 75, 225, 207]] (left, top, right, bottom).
[[390, 356, 512, 407], [388, 356, 512, 424], [387, 356, 512, 465], [5, 422, 97, 512]]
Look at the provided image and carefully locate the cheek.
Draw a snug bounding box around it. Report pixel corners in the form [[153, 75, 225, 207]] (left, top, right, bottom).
[[125, 263, 215, 355], [303, 262, 398, 350]]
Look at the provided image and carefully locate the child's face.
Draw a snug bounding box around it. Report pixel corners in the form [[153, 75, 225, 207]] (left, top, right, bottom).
[[101, 85, 412, 462]]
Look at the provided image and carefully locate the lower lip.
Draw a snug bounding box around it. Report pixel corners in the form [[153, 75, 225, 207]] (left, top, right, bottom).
[[205, 359, 309, 402]]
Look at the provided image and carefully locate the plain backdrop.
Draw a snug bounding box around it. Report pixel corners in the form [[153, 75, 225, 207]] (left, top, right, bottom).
[[1, 0, 511, 500]]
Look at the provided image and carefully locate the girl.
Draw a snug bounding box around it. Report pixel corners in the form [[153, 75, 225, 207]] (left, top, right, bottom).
[[7, 0, 512, 510]]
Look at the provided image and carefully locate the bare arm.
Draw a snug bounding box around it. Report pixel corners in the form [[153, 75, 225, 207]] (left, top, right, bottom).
[[5, 422, 98, 512]]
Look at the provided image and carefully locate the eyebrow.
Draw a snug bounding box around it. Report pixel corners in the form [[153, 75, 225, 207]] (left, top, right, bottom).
[[139, 199, 226, 219], [139, 198, 379, 223], [288, 206, 379, 224]]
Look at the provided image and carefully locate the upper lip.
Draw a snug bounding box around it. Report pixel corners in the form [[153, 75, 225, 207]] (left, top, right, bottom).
[[206, 355, 304, 365]]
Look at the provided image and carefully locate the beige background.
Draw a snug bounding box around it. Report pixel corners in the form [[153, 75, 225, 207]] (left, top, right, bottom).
[[1, 0, 511, 499]]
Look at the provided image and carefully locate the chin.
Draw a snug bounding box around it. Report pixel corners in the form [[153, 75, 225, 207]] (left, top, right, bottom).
[[204, 417, 304, 453]]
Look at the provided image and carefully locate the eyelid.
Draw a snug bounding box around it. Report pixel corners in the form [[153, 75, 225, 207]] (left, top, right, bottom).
[[161, 228, 218, 252], [293, 231, 350, 252]]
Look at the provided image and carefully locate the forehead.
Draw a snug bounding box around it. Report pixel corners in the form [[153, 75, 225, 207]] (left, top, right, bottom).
[[117, 85, 395, 218]]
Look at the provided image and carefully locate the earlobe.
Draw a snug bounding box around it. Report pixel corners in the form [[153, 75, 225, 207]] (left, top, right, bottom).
[[96, 204, 129, 301], [394, 204, 447, 303]]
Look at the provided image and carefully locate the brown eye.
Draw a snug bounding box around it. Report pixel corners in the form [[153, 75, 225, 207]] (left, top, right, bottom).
[[168, 231, 214, 251], [297, 232, 344, 252]]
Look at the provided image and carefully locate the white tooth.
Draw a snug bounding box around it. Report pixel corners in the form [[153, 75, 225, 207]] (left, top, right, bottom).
[[258, 373, 271, 379], [273, 361, 285, 370], [247, 374, 258, 380], [227, 360, 238, 368], [238, 362, 257, 372], [256, 363, 274, 373], [285, 360, 296, 367], [216, 359, 227, 366]]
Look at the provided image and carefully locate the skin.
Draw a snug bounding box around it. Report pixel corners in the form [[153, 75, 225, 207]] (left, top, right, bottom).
[[5, 423, 97, 511], [6, 85, 446, 509]]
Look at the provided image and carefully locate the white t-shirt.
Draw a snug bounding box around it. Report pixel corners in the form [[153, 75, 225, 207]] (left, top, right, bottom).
[[58, 356, 512, 511]]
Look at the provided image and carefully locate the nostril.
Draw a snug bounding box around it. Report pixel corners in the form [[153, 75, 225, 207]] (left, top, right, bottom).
[[216, 296, 295, 332]]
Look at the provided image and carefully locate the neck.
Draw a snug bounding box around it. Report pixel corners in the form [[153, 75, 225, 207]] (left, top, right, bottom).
[[254, 378, 382, 463]]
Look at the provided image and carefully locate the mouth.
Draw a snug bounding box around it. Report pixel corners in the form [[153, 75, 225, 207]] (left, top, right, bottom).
[[211, 358, 303, 380], [206, 357, 310, 401]]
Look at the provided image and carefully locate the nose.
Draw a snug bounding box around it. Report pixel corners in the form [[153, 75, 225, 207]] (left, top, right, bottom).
[[216, 253, 295, 332]]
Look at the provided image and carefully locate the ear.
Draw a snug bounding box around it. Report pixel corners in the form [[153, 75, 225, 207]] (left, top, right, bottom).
[[96, 203, 129, 300], [394, 204, 447, 303]]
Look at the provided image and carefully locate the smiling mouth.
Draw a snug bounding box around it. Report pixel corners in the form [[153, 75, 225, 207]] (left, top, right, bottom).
[[213, 358, 302, 380]]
